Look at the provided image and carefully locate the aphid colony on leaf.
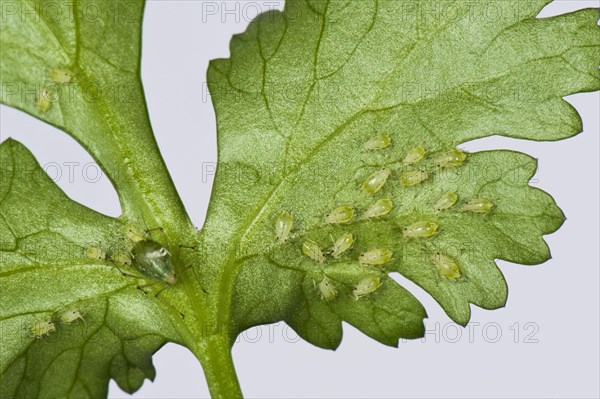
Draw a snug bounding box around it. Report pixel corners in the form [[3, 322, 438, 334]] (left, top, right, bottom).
[[275, 211, 294, 243], [363, 134, 392, 150], [31, 320, 56, 338], [353, 276, 382, 300], [362, 167, 391, 195], [462, 198, 494, 214], [324, 205, 355, 224], [431, 252, 462, 280], [402, 145, 426, 165], [433, 192, 458, 211], [364, 198, 393, 218], [400, 170, 429, 187], [85, 223, 178, 286], [83, 223, 187, 318], [403, 221, 439, 238], [331, 233, 354, 258], [279, 141, 473, 303], [359, 248, 394, 266]]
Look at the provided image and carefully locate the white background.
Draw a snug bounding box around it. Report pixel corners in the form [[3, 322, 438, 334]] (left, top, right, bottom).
[[1, 1, 598, 398]]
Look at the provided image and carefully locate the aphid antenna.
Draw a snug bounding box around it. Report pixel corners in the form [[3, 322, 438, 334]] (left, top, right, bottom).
[[135, 214, 165, 242], [136, 283, 185, 319]]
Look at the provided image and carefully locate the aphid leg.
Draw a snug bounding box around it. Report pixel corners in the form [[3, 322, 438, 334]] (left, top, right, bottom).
[[153, 285, 168, 298], [136, 282, 185, 318], [136, 281, 159, 292], [179, 244, 197, 250], [110, 262, 139, 279]]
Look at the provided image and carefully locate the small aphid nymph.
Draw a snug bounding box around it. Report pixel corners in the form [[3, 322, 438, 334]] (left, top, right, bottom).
[[462, 198, 494, 214], [275, 211, 294, 243], [36, 88, 51, 112], [50, 67, 73, 84], [364, 198, 393, 219], [331, 233, 354, 258], [302, 240, 324, 263], [433, 192, 458, 211], [86, 246, 106, 261], [433, 148, 467, 168], [132, 240, 177, 285], [353, 276, 382, 300], [324, 205, 355, 224], [31, 320, 56, 338], [59, 309, 84, 324], [402, 146, 426, 165], [362, 167, 391, 195], [125, 223, 145, 243], [359, 248, 394, 266], [403, 221, 439, 238], [318, 277, 337, 301], [431, 252, 462, 280], [400, 170, 429, 187], [363, 134, 392, 150]]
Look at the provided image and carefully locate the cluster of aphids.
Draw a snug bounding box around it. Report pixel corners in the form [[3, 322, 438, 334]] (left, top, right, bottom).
[[30, 309, 84, 339], [86, 224, 177, 287], [85, 224, 188, 317], [35, 67, 75, 113], [275, 134, 495, 303]]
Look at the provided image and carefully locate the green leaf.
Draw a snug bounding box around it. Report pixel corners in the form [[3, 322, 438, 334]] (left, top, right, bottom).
[[1, 0, 598, 397], [204, 0, 598, 349], [0, 140, 183, 397], [0, 0, 190, 232]]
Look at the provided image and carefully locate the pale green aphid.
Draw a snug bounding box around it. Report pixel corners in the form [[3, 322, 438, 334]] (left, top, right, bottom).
[[363, 134, 392, 150], [302, 240, 324, 263], [331, 233, 354, 258], [402, 145, 426, 165], [433, 192, 458, 211], [431, 252, 462, 280], [362, 167, 391, 195], [31, 320, 56, 338], [353, 276, 382, 300], [318, 277, 337, 302], [59, 309, 84, 324], [50, 67, 73, 83], [400, 170, 429, 187], [462, 198, 494, 214], [324, 205, 355, 224], [125, 223, 146, 243], [36, 88, 51, 112], [359, 248, 394, 265], [275, 211, 293, 243], [86, 246, 106, 261], [433, 148, 467, 168], [364, 198, 393, 218], [403, 221, 439, 238]]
